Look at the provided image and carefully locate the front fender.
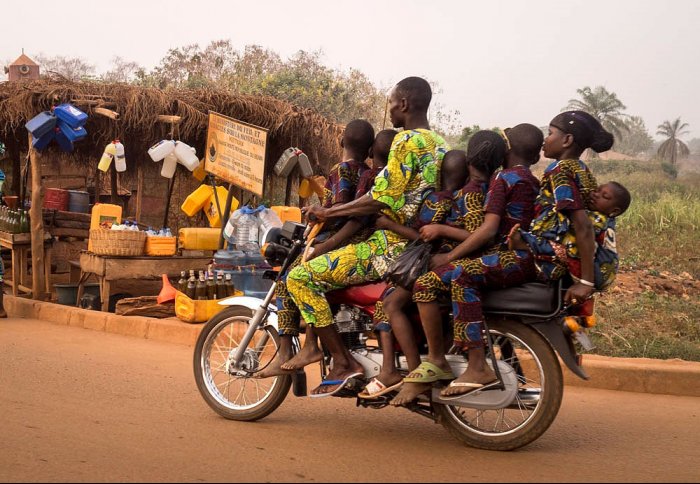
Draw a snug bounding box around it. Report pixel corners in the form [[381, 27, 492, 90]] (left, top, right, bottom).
[[217, 296, 279, 331]]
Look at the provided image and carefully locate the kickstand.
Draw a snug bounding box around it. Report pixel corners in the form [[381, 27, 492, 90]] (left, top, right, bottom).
[[482, 320, 505, 390]]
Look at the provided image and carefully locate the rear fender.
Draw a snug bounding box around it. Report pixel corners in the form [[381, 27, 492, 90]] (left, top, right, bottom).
[[217, 296, 279, 331], [528, 318, 589, 380]]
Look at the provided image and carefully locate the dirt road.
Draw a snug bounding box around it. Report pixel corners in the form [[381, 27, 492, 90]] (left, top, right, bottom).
[[1, 318, 698, 482]]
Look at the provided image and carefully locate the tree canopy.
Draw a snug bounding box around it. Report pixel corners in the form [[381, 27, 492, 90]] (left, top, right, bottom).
[[657, 118, 690, 165]]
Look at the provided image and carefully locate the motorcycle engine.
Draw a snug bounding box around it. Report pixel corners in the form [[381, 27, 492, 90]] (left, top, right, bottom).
[[333, 304, 374, 334]]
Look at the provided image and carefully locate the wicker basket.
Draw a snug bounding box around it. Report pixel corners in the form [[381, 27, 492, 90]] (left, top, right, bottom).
[[89, 229, 147, 256]]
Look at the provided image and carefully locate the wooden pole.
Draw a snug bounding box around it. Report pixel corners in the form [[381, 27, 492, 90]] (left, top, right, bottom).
[[218, 183, 235, 250], [135, 161, 144, 223], [27, 134, 46, 300], [110, 162, 118, 205]]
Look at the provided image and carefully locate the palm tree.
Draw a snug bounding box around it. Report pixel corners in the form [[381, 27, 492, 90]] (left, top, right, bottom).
[[656, 118, 690, 165], [566, 86, 629, 141]]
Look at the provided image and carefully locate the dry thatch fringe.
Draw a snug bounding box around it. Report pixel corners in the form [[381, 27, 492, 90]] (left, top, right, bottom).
[[0, 79, 344, 176]]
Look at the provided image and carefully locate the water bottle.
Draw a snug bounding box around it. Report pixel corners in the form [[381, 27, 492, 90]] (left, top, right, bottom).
[[233, 207, 261, 252], [161, 152, 178, 178], [148, 139, 176, 162], [258, 206, 282, 244], [114, 140, 126, 172], [174, 141, 199, 171]]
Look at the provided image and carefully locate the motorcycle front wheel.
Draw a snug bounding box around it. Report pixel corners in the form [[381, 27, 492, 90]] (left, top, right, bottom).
[[193, 306, 291, 421], [435, 318, 564, 451]]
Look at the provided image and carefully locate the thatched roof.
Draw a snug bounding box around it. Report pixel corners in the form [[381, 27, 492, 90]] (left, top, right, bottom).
[[0, 79, 343, 178]]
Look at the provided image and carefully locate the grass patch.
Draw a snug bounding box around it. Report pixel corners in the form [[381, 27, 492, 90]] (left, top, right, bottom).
[[593, 291, 700, 360], [574, 159, 700, 360]]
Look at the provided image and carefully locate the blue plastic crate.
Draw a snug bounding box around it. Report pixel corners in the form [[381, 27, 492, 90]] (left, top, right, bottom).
[[54, 103, 88, 129], [25, 111, 57, 139], [55, 129, 74, 152], [31, 129, 55, 150], [57, 120, 87, 142]]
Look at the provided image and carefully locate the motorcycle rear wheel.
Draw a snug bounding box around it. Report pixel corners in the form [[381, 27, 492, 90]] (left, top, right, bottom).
[[193, 306, 291, 421], [435, 318, 563, 451]]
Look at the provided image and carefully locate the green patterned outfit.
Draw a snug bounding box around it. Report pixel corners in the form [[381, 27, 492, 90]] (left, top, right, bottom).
[[287, 129, 448, 328], [276, 159, 366, 335]]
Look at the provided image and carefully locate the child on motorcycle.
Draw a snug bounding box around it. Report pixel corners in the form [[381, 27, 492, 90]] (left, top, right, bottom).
[[392, 123, 543, 404], [257, 119, 375, 378], [276, 129, 398, 373], [359, 146, 496, 399]]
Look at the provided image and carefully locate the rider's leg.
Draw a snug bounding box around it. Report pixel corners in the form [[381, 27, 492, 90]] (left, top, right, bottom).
[[287, 241, 388, 394], [442, 250, 536, 397], [390, 262, 461, 405], [313, 325, 365, 395], [257, 269, 302, 378], [383, 287, 421, 371], [281, 324, 322, 370]]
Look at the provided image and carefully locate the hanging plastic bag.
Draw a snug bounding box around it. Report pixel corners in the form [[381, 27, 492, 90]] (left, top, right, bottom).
[[383, 240, 433, 290]]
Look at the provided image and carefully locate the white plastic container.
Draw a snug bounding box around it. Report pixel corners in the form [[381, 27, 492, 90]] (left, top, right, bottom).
[[161, 152, 178, 178], [174, 141, 199, 171], [114, 141, 126, 172], [148, 139, 176, 162]]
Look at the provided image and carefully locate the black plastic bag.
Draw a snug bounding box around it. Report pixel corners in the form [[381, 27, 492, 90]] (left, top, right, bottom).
[[383, 240, 433, 289]]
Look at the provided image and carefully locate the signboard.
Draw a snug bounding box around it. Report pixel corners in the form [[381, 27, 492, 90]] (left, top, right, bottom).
[[205, 112, 268, 196]]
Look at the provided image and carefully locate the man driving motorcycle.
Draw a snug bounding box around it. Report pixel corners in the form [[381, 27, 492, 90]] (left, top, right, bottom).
[[286, 76, 448, 397]]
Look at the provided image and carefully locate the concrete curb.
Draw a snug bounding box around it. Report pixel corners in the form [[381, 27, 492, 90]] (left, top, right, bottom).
[[6, 295, 700, 397]]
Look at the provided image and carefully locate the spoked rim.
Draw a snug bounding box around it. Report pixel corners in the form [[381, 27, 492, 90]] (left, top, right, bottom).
[[199, 315, 282, 411], [444, 329, 546, 437]]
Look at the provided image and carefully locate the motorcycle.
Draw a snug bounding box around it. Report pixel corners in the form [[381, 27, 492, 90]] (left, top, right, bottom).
[[193, 221, 592, 451]]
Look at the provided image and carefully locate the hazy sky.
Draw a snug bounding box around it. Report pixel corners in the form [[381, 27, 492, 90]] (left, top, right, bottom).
[[3, 0, 699, 139]]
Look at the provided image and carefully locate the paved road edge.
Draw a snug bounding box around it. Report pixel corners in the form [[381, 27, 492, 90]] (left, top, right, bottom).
[[6, 295, 699, 397]]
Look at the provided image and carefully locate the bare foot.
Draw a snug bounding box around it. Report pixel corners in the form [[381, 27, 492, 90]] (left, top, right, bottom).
[[390, 382, 432, 406], [440, 367, 498, 398], [280, 345, 323, 371], [256, 354, 294, 379], [507, 224, 529, 251]]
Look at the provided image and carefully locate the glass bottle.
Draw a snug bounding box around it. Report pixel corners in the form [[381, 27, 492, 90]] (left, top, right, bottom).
[[206, 272, 217, 300], [185, 275, 197, 299], [216, 272, 226, 300], [177, 271, 187, 293], [224, 273, 235, 296], [195, 274, 207, 300]]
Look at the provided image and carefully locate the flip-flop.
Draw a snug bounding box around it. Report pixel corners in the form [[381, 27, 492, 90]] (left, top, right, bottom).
[[403, 361, 455, 384], [309, 372, 365, 399], [439, 379, 500, 400], [358, 378, 403, 399]]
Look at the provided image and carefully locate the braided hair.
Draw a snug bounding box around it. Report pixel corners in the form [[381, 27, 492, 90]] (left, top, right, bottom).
[[466, 130, 507, 179]]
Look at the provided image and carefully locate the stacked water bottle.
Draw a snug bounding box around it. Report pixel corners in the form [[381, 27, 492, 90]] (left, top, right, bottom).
[[147, 140, 200, 178]]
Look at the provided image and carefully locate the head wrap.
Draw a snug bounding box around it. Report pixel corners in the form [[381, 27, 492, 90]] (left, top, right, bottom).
[[550, 110, 614, 152]]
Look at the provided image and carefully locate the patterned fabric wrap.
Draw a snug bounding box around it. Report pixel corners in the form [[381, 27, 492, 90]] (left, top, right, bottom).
[[448, 249, 537, 350], [287, 229, 407, 327], [413, 189, 454, 230], [288, 130, 448, 328], [276, 254, 304, 336], [484, 165, 541, 244], [446, 180, 488, 233], [370, 129, 448, 227], [521, 211, 619, 290], [321, 159, 368, 235], [276, 160, 367, 334], [522, 158, 609, 285], [372, 284, 396, 333], [414, 167, 539, 304]]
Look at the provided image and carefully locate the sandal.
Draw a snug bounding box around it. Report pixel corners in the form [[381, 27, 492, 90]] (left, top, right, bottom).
[[439, 379, 500, 400], [403, 361, 454, 384], [358, 378, 403, 399]]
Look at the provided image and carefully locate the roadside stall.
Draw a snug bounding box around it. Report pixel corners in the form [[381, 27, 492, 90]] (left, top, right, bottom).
[[0, 79, 343, 315]]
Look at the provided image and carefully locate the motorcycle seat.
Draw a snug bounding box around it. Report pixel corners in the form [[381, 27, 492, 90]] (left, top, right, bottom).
[[482, 280, 563, 318], [327, 282, 388, 307]]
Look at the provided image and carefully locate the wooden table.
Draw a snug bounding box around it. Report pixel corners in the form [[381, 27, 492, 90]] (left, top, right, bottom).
[[0, 231, 53, 298], [75, 252, 214, 312]]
